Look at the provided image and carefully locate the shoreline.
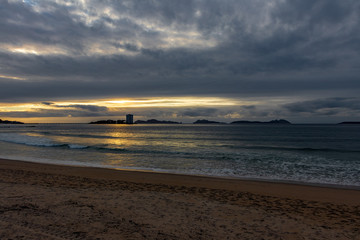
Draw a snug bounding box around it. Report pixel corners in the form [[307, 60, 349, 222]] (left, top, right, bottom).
[[1, 158, 359, 205], [1, 158, 360, 239], [1, 156, 360, 190]]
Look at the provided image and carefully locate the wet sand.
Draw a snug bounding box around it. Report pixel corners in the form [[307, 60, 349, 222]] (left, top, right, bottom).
[[0, 158, 359, 239]]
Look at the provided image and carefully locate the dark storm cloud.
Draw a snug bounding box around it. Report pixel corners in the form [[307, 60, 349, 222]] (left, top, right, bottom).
[[2, 109, 110, 118], [179, 108, 219, 117], [1, 102, 109, 118], [54, 104, 108, 112], [1, 103, 109, 118], [178, 105, 274, 119], [1, 50, 359, 102], [41, 102, 54, 106], [242, 105, 256, 110], [0, 0, 360, 122], [283, 98, 360, 115], [0, 1, 86, 54]]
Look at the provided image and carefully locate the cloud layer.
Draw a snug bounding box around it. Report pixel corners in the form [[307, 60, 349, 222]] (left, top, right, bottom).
[[1, 0, 360, 122]]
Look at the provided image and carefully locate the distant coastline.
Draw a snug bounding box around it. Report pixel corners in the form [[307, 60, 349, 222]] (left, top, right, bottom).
[[86, 118, 360, 125], [89, 118, 292, 125], [231, 119, 291, 124], [193, 119, 291, 124], [0, 119, 24, 124], [193, 119, 226, 124], [89, 119, 181, 124], [338, 121, 360, 125], [135, 119, 181, 124], [89, 120, 125, 124], [87, 118, 294, 125]]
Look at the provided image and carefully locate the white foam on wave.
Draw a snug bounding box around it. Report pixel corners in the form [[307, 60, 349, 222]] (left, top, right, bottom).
[[0, 154, 115, 169], [68, 144, 88, 149], [0, 133, 89, 149], [0, 133, 57, 147], [1, 125, 359, 188]]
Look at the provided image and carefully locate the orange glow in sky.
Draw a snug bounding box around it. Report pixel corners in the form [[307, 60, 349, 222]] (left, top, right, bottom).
[[0, 97, 259, 123]]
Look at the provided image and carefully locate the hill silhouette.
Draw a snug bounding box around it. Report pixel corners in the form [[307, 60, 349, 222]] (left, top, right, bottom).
[[0, 119, 24, 124], [231, 119, 291, 124], [135, 119, 181, 124]]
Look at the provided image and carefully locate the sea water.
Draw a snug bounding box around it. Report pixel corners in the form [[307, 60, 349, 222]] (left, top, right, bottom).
[[0, 123, 359, 187]]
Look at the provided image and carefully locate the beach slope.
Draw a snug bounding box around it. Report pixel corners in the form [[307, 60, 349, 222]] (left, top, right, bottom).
[[0, 159, 359, 239]]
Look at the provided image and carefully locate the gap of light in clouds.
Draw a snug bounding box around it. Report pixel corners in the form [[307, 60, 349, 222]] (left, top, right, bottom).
[[1, 0, 360, 123]]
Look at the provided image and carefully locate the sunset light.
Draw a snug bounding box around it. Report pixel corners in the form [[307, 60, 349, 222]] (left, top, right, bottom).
[[0, 97, 258, 123], [1, 1, 360, 238]]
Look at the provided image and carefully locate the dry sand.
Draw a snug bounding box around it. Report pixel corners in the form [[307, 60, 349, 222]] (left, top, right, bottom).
[[0, 158, 359, 240]]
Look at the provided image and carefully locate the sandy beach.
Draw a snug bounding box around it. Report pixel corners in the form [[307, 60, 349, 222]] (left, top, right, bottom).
[[0, 158, 359, 239]]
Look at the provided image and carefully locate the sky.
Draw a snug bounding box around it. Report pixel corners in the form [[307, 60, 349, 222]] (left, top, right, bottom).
[[0, 0, 360, 123]]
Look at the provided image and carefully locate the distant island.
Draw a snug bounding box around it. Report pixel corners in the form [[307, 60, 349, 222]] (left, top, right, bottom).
[[0, 119, 24, 124], [135, 119, 181, 124], [338, 122, 360, 125], [89, 119, 181, 124], [193, 119, 226, 124], [89, 120, 125, 124], [192, 119, 291, 124], [231, 119, 291, 124]]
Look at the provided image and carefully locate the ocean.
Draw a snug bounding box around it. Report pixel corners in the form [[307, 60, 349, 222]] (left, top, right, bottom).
[[0, 123, 359, 187]]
